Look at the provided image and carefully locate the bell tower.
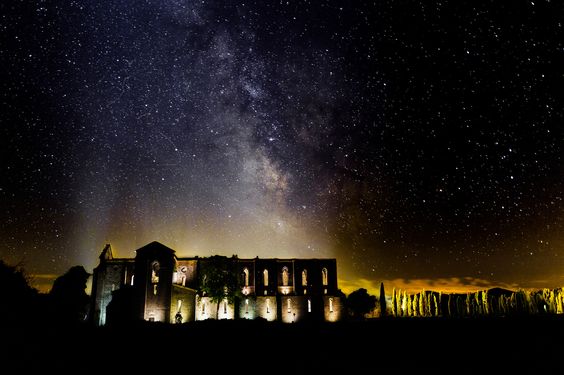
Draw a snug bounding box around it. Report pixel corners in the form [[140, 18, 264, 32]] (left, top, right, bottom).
[[134, 241, 176, 322]]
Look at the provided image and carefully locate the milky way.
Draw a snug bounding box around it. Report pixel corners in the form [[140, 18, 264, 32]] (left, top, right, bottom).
[[2, 1, 563, 292]]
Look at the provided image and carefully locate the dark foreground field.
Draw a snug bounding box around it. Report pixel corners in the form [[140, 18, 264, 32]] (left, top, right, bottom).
[[5, 316, 564, 374]]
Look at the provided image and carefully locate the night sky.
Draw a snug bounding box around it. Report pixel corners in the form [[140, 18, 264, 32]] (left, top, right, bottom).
[[2, 1, 563, 294]]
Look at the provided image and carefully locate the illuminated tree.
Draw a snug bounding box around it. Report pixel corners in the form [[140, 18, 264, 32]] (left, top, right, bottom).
[[419, 291, 426, 317], [474, 291, 482, 315], [465, 293, 472, 316], [556, 289, 564, 314], [198, 255, 242, 318], [425, 292, 433, 317], [391, 288, 398, 317], [401, 290, 409, 316], [524, 291, 535, 314], [482, 290, 489, 315], [346, 288, 376, 320]]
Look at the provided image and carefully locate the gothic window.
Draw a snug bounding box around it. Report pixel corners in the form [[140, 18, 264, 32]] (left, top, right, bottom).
[[282, 267, 289, 286], [178, 266, 187, 286], [263, 269, 269, 287], [243, 268, 249, 287], [308, 299, 312, 312], [287, 298, 291, 313], [302, 269, 307, 286], [329, 297, 334, 313], [151, 261, 160, 284], [322, 268, 328, 286]]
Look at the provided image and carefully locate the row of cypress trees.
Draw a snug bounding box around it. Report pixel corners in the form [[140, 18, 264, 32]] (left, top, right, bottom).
[[387, 287, 564, 318]]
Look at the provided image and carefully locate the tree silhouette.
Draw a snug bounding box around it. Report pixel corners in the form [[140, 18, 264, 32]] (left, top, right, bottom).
[[0, 260, 38, 322], [346, 288, 376, 320], [49, 266, 91, 324], [379, 282, 387, 317], [198, 255, 241, 318]]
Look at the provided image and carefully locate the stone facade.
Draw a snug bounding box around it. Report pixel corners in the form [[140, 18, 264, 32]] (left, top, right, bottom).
[[91, 241, 344, 326]]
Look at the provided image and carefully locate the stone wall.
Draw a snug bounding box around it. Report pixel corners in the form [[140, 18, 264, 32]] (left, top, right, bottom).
[[174, 260, 198, 288], [93, 261, 129, 326], [323, 296, 343, 322], [238, 296, 257, 320], [256, 296, 277, 321], [195, 296, 236, 320], [92, 242, 344, 325], [170, 285, 196, 323], [280, 296, 308, 323]]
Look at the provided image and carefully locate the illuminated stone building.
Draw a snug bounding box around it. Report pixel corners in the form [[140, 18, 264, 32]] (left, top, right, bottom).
[[91, 241, 344, 325]]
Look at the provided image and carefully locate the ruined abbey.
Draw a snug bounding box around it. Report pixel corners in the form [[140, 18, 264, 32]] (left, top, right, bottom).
[[91, 241, 343, 325]]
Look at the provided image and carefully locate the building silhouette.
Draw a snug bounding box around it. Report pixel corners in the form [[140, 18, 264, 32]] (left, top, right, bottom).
[[91, 241, 344, 325]]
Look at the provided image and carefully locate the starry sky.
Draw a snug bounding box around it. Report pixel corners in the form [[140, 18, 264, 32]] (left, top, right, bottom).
[[2, 0, 563, 294]]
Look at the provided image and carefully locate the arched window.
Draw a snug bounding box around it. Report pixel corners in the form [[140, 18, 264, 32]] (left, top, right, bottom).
[[243, 268, 249, 287], [302, 269, 307, 286], [130, 274, 135, 286], [308, 299, 312, 313], [178, 266, 187, 286], [263, 269, 269, 287], [329, 297, 334, 313], [223, 299, 228, 314], [322, 268, 328, 286], [245, 298, 249, 314], [287, 298, 291, 313], [282, 266, 289, 286], [151, 261, 160, 284]]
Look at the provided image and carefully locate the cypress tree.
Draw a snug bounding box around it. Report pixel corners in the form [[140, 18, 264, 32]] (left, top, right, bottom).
[[419, 291, 425, 317], [391, 288, 397, 317], [402, 290, 408, 317], [379, 282, 387, 317], [482, 290, 489, 315]]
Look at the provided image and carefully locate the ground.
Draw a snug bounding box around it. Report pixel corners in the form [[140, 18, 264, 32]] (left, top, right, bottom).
[[5, 316, 563, 374]]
